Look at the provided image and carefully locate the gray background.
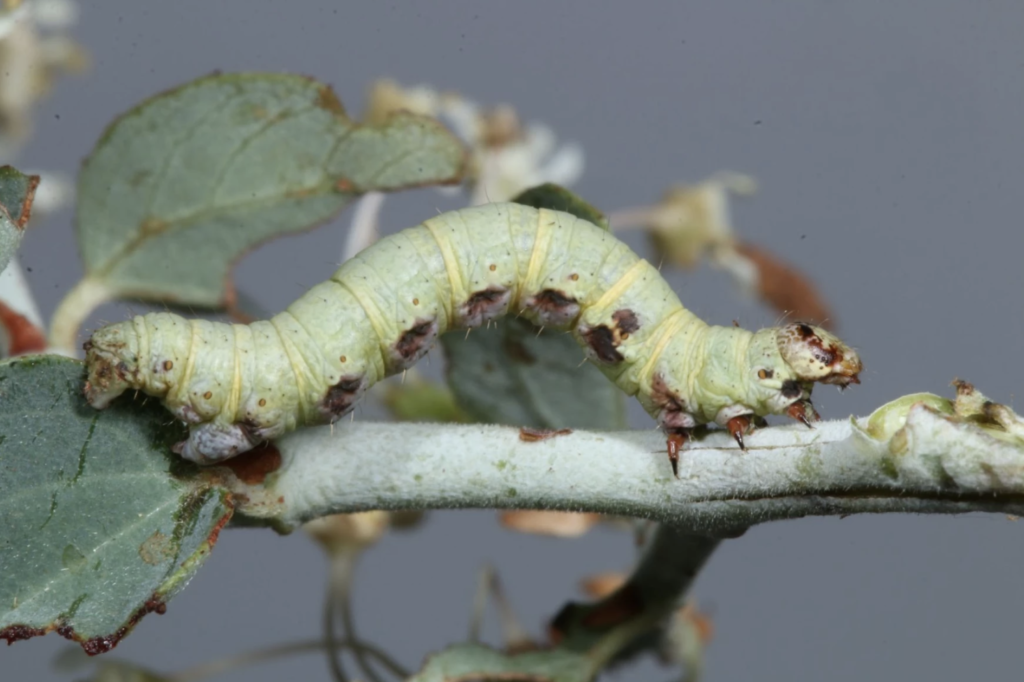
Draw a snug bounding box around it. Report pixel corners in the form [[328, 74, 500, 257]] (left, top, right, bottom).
[[7, 1, 1024, 680]]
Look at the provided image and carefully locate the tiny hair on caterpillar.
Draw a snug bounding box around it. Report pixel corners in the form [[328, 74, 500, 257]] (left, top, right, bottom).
[[83, 202, 861, 474]]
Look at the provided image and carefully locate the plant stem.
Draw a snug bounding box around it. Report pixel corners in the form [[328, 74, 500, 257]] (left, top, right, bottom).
[[165, 637, 404, 682], [48, 275, 115, 353], [227, 402, 1024, 534]]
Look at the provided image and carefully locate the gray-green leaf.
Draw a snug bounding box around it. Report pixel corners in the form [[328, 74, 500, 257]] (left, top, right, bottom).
[[511, 183, 609, 231], [76, 72, 466, 308], [0, 165, 39, 276], [0, 356, 232, 653], [443, 318, 627, 430]]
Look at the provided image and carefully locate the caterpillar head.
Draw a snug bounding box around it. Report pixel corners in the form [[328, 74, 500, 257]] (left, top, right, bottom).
[[745, 322, 861, 420], [83, 322, 140, 409], [776, 322, 861, 387]]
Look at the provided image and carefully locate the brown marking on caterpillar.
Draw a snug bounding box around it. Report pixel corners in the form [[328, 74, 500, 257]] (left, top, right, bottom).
[[796, 323, 836, 366], [82, 335, 138, 406], [319, 374, 368, 420], [220, 442, 283, 485], [580, 309, 640, 363], [612, 308, 640, 335], [523, 288, 580, 327], [519, 426, 573, 442], [781, 379, 803, 399], [581, 325, 623, 363], [392, 318, 439, 368], [650, 373, 696, 431], [237, 418, 264, 444], [162, 360, 173, 371], [778, 322, 861, 386], [458, 286, 511, 327]]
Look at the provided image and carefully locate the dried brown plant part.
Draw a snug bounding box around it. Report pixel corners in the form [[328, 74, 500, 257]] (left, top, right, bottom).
[[0, 298, 45, 354], [579, 571, 629, 599], [952, 379, 1024, 441], [305, 510, 391, 555], [517, 426, 573, 442], [580, 571, 715, 646], [498, 510, 602, 538], [735, 241, 834, 328]]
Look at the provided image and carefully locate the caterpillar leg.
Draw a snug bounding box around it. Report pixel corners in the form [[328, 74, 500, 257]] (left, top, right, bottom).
[[665, 430, 688, 478], [725, 415, 754, 450], [786, 399, 820, 427], [172, 421, 260, 465]]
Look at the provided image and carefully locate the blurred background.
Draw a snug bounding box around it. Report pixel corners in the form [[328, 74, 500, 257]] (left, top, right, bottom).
[[5, 1, 1024, 680]]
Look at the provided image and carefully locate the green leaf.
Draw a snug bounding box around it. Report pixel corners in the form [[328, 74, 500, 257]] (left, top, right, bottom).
[[0, 356, 232, 653], [511, 183, 609, 231], [443, 319, 627, 429], [442, 185, 626, 430], [381, 374, 471, 424], [409, 643, 593, 682], [76, 72, 466, 308], [0, 165, 39, 275]]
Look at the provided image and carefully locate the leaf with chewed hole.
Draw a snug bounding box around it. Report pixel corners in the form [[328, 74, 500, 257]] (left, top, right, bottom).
[[0, 356, 233, 654], [0, 165, 39, 276], [442, 185, 626, 430], [409, 643, 593, 682], [73, 72, 466, 309]]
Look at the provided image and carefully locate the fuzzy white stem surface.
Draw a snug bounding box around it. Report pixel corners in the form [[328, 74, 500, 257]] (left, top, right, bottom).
[[233, 403, 1024, 533]]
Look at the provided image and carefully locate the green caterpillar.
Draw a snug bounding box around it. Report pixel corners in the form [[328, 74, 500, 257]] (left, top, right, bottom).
[[84, 203, 861, 472]]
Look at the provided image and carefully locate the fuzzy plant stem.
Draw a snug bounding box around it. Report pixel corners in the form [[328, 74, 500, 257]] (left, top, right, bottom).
[[228, 401, 1024, 534]]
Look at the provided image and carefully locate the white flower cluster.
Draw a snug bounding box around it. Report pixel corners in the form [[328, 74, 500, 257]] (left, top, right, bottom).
[[0, 0, 84, 159]]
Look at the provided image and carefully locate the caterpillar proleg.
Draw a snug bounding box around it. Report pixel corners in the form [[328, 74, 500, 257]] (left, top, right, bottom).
[[84, 203, 861, 472]]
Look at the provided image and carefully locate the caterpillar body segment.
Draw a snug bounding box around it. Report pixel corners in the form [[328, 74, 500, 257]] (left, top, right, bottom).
[[84, 203, 862, 468]]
